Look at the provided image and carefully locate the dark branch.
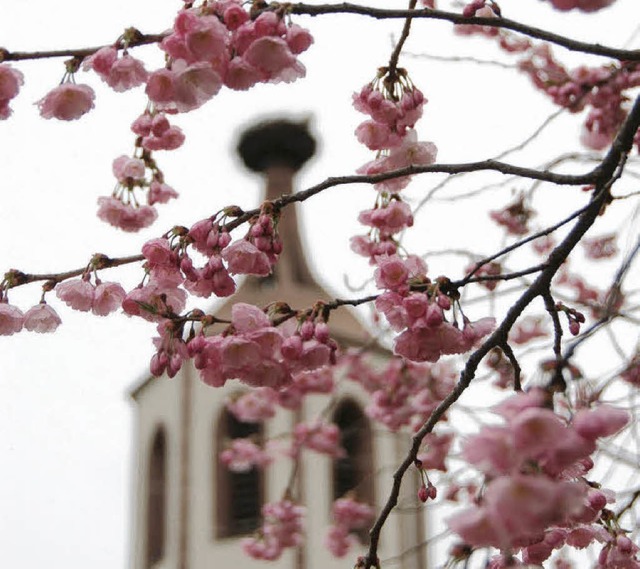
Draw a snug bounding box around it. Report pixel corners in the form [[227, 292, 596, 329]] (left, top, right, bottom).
[[288, 4, 640, 61]]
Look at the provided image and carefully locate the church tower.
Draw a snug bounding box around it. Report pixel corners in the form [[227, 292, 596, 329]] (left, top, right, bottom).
[[129, 120, 427, 569]]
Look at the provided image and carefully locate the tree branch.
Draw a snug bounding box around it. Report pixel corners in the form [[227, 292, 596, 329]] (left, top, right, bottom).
[[288, 4, 640, 61]]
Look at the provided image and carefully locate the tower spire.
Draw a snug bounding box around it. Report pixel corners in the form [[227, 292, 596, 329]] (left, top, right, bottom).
[[237, 119, 316, 286]]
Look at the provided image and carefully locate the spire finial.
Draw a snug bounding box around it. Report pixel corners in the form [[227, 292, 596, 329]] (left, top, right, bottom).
[[237, 119, 316, 173]]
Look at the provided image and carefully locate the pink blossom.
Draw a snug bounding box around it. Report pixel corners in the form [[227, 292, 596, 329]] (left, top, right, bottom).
[[0, 64, 24, 100], [325, 524, 352, 557], [483, 475, 585, 546], [572, 405, 629, 441], [55, 279, 95, 312], [144, 126, 185, 151], [122, 283, 186, 321], [583, 234, 618, 259], [374, 255, 410, 290], [37, 83, 95, 121], [112, 155, 145, 183], [143, 238, 176, 269], [621, 356, 640, 387], [417, 432, 453, 471], [222, 239, 272, 276], [510, 316, 548, 344], [510, 407, 567, 458], [226, 388, 277, 422], [522, 531, 565, 565], [223, 4, 249, 30], [145, 69, 176, 105], [97, 196, 158, 232], [493, 389, 549, 420], [462, 426, 520, 476], [243, 500, 305, 560], [147, 180, 179, 205], [286, 24, 314, 54], [332, 498, 374, 528], [23, 303, 62, 333], [232, 302, 271, 332], [92, 282, 126, 316], [224, 57, 262, 91], [358, 200, 413, 235], [105, 55, 148, 92], [182, 15, 228, 64], [355, 120, 401, 150], [171, 62, 223, 112], [384, 130, 438, 170], [447, 506, 502, 547], [545, 0, 616, 12], [0, 303, 24, 335], [460, 317, 496, 350], [293, 422, 345, 457], [83, 46, 117, 76], [220, 438, 272, 472], [244, 36, 295, 74], [0, 64, 24, 119], [533, 234, 556, 255]]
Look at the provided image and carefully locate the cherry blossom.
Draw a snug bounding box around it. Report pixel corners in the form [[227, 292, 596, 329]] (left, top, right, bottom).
[[0, 64, 24, 119], [97, 196, 158, 232], [23, 303, 62, 333], [242, 500, 305, 560], [84, 47, 148, 92], [0, 302, 24, 335], [37, 83, 95, 121], [220, 438, 272, 472]]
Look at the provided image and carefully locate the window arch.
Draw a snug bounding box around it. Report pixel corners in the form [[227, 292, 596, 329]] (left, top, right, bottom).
[[331, 398, 375, 508], [146, 426, 167, 568], [215, 408, 264, 539]]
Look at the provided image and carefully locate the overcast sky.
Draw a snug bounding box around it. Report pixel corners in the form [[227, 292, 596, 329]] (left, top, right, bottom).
[[1, 1, 637, 568]]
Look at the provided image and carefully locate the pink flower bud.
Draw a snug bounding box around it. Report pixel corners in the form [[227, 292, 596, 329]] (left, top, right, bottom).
[[315, 322, 330, 344], [300, 321, 315, 341], [569, 320, 580, 336]]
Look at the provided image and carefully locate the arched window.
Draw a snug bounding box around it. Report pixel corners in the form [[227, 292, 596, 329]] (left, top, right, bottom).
[[215, 409, 264, 538], [332, 398, 375, 514], [146, 427, 167, 568]]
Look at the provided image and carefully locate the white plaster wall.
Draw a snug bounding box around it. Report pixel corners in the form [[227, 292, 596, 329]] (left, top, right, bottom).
[[132, 353, 428, 569], [131, 372, 184, 569]]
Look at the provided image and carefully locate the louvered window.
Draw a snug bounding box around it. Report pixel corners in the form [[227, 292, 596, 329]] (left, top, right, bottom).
[[215, 410, 264, 538], [146, 427, 166, 567], [332, 399, 374, 542]]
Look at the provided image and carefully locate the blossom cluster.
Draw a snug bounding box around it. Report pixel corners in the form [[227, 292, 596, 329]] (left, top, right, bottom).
[[325, 498, 374, 557], [3, 3, 313, 233], [448, 389, 632, 565], [542, 0, 617, 11], [351, 196, 414, 263], [372, 255, 495, 362], [220, 437, 272, 472], [147, 6, 311, 113], [517, 45, 640, 151], [353, 68, 437, 193], [97, 154, 179, 232], [242, 499, 305, 560], [0, 301, 61, 335], [292, 421, 344, 458], [343, 354, 457, 431], [174, 302, 337, 389], [5, 3, 312, 123]]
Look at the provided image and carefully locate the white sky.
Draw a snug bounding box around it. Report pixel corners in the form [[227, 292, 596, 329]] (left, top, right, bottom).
[[0, 1, 638, 568]]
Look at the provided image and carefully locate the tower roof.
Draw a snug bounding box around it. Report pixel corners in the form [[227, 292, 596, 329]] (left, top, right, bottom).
[[217, 118, 373, 347]]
